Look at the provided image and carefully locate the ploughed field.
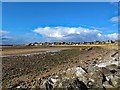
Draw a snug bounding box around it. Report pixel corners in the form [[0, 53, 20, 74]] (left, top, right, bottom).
[[2, 46, 119, 89]]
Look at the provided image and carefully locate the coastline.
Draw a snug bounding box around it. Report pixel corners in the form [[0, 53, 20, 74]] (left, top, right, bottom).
[[2, 45, 119, 89]]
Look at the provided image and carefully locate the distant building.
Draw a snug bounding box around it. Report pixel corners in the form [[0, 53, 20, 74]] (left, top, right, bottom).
[[106, 40, 115, 44], [28, 43, 33, 46]]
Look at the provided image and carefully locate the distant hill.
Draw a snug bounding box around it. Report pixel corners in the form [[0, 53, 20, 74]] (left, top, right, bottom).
[[0, 44, 13, 46]]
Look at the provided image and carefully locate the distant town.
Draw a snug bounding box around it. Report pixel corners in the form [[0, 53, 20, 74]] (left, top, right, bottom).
[[1, 40, 119, 46], [26, 40, 119, 46]]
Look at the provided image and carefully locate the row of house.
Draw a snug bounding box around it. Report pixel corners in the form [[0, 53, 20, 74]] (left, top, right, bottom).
[[27, 40, 117, 46]]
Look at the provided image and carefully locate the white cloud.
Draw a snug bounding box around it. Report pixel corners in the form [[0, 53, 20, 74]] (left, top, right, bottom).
[[106, 33, 118, 39], [97, 33, 102, 37], [0, 30, 9, 38], [110, 16, 120, 22], [33, 26, 118, 42], [0, 31, 42, 45], [33, 27, 100, 38]]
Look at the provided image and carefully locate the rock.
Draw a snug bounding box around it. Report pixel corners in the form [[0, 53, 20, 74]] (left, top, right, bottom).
[[106, 64, 118, 70], [87, 47, 93, 51], [103, 81, 114, 88], [99, 57, 102, 60], [108, 78, 113, 86], [41, 77, 60, 89], [62, 78, 88, 90], [82, 48, 85, 50], [79, 48, 82, 50], [16, 86, 21, 89], [37, 78, 42, 85], [114, 58, 118, 61], [87, 81, 93, 88], [102, 73, 107, 84], [73, 78, 88, 90], [110, 69, 117, 74], [111, 52, 118, 57], [92, 60, 97, 64], [66, 66, 87, 77], [45, 79, 53, 90], [81, 67, 88, 73], [110, 76, 120, 87]]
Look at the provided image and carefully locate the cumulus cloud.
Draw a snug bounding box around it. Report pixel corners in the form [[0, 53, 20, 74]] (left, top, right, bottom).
[[110, 16, 120, 22], [1, 28, 118, 45], [106, 33, 119, 39], [33, 26, 118, 42], [0, 30, 43, 45]]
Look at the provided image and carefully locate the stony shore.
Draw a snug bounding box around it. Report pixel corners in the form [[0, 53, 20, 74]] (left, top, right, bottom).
[[2, 46, 119, 89]]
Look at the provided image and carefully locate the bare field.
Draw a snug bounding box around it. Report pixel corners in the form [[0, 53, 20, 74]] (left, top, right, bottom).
[[1, 44, 118, 55], [1, 46, 71, 55]]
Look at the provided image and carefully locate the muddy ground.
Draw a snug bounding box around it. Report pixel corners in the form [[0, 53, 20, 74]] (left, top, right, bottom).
[[1, 46, 119, 89]]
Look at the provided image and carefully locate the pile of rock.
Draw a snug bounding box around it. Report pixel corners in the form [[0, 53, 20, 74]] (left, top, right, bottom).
[[40, 64, 119, 90], [39, 52, 120, 90], [6, 51, 120, 90]]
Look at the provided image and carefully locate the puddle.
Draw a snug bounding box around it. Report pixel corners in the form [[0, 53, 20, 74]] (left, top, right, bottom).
[[46, 50, 61, 53]]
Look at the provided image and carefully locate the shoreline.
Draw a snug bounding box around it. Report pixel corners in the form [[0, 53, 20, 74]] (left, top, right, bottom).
[[1, 50, 61, 57], [1, 46, 71, 55], [1, 44, 118, 56], [2, 46, 119, 89]]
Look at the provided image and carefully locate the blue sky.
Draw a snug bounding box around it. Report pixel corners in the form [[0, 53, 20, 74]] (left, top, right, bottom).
[[1, 2, 119, 44]]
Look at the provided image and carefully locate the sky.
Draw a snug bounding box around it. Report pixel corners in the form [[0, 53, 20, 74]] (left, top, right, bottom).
[[1, 2, 119, 44]]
